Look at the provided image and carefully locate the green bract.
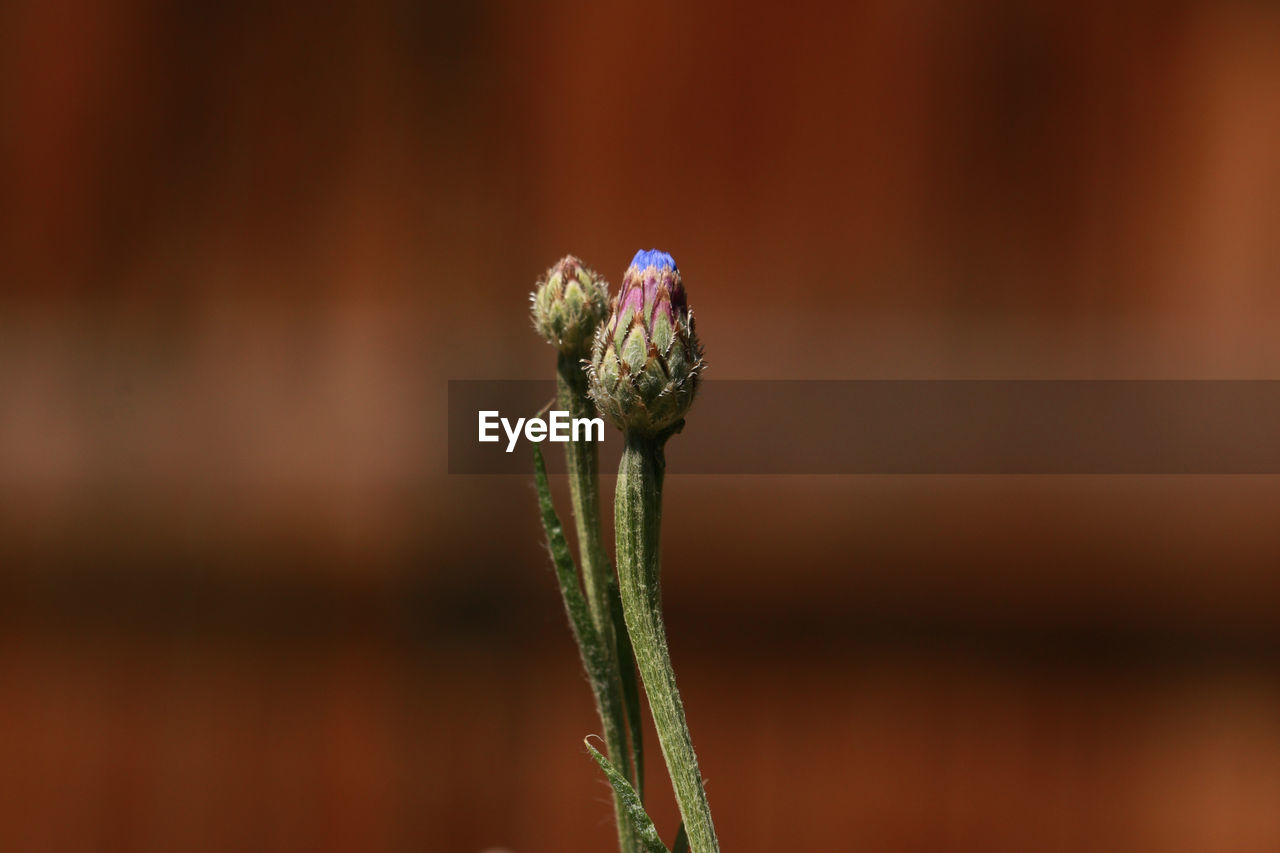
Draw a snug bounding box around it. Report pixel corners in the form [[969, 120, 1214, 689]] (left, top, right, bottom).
[[531, 255, 611, 355]]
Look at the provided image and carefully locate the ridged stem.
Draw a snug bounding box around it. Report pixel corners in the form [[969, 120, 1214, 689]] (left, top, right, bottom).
[[557, 352, 638, 853], [557, 353, 617, 675], [615, 432, 718, 853]]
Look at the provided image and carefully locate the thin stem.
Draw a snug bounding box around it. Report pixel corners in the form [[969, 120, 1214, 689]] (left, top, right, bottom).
[[615, 433, 719, 853], [557, 353, 617, 673], [557, 352, 640, 852], [533, 443, 636, 853], [610, 569, 645, 797]]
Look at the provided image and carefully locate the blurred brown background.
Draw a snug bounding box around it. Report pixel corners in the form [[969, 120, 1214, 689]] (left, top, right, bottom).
[[3, 0, 1280, 851]]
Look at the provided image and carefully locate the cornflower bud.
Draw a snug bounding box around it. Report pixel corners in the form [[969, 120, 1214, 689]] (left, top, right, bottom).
[[531, 255, 611, 355], [588, 249, 704, 435], [530, 252, 642, 853]]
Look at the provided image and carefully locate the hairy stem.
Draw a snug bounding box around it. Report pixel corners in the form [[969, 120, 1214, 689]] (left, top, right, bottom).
[[557, 353, 618, 675], [615, 433, 718, 853], [557, 352, 641, 851]]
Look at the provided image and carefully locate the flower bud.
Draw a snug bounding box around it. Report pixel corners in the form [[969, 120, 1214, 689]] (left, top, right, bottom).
[[531, 255, 611, 355], [588, 250, 704, 435]]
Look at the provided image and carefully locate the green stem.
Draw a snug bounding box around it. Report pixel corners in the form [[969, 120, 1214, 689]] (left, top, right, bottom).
[[615, 433, 719, 853], [610, 569, 646, 797], [557, 353, 617, 675], [557, 352, 640, 853]]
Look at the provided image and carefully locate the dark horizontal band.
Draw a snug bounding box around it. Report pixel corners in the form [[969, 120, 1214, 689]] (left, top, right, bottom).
[[449, 380, 1280, 475]]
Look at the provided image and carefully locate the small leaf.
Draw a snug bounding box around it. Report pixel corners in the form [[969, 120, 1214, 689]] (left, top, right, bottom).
[[585, 737, 669, 853], [535, 441, 640, 852], [671, 823, 689, 853], [532, 442, 604, 670]]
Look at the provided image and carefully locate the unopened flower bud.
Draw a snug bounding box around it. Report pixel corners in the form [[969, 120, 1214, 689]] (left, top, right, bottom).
[[588, 250, 704, 435], [531, 255, 611, 355]]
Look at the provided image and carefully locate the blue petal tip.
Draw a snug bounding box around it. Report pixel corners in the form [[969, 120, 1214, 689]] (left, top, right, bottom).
[[630, 249, 677, 271]]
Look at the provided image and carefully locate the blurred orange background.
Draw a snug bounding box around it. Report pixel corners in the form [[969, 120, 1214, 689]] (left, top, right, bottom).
[[3, 1, 1280, 851]]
